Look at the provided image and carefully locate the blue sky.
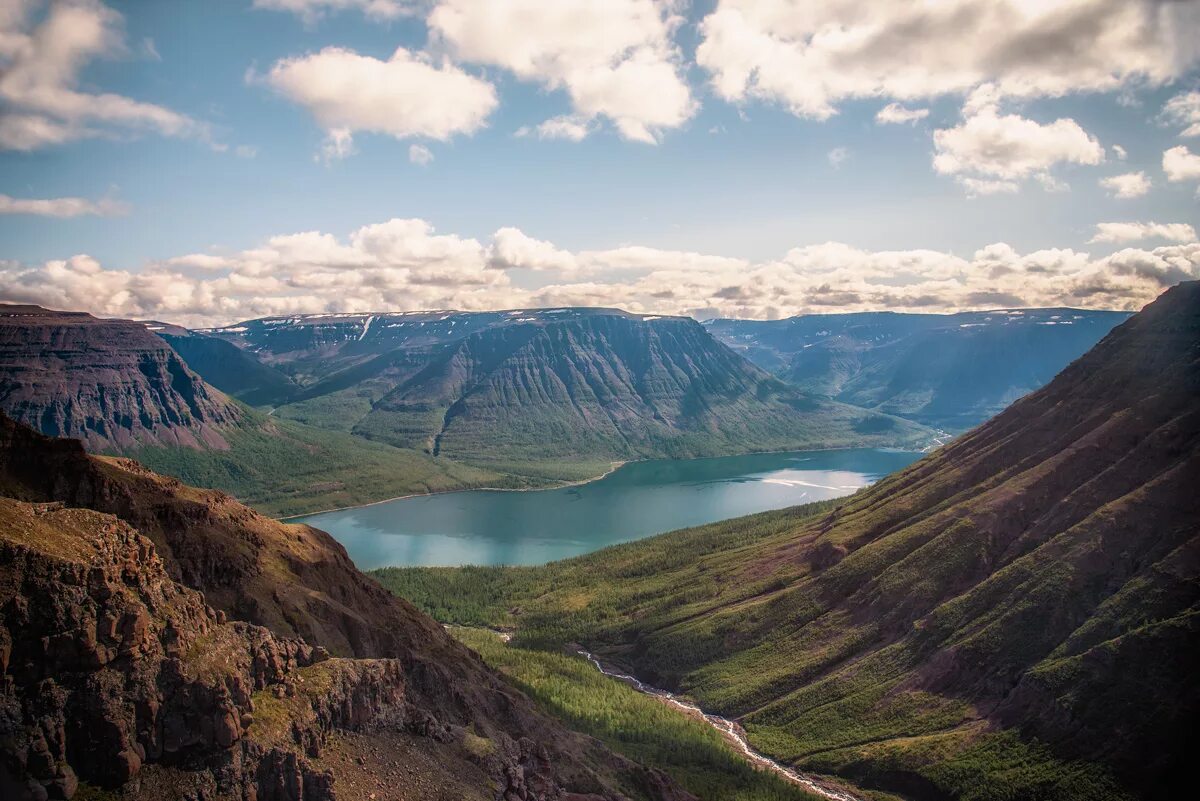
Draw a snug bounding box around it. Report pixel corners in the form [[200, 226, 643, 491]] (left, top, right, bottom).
[[1, 0, 1199, 325]]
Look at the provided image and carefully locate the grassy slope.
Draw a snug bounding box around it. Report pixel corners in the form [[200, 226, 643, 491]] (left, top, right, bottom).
[[374, 495, 1141, 801], [121, 412, 515, 517], [449, 627, 835, 801]]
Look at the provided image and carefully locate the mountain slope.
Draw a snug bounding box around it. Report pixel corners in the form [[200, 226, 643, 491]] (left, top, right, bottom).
[[707, 308, 1130, 430], [0, 306, 512, 516], [352, 312, 933, 465], [383, 283, 1199, 800], [0, 413, 695, 801], [0, 305, 241, 450], [152, 322, 298, 407]]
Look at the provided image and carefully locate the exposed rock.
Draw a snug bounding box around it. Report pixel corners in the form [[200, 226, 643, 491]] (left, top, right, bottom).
[[0, 305, 240, 451]]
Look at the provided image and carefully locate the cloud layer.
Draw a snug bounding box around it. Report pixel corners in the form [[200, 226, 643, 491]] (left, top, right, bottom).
[[0, 193, 126, 217], [3, 217, 1196, 327], [0, 0, 202, 151]]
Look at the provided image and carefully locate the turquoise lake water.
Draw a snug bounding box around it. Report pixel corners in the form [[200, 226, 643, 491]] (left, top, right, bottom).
[[291, 448, 923, 569]]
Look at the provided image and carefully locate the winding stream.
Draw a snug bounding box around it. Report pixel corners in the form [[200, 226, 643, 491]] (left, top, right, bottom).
[[575, 648, 861, 801]]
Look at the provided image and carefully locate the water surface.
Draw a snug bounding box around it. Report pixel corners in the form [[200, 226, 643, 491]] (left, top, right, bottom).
[[292, 448, 921, 569]]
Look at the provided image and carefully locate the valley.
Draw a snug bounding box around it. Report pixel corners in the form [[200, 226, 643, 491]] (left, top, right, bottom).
[[376, 283, 1200, 801]]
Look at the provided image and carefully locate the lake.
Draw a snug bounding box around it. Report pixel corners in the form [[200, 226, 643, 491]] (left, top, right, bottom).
[[291, 448, 923, 569]]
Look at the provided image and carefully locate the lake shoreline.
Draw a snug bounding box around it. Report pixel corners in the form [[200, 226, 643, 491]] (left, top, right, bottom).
[[279, 440, 935, 523]]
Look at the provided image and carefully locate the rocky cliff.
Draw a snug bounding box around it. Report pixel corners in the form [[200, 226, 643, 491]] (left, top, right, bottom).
[[0, 306, 240, 452], [0, 415, 693, 801]]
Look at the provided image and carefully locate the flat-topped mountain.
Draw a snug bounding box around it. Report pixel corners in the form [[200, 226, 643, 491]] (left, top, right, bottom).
[[201, 308, 934, 467], [0, 305, 241, 451], [404, 283, 1199, 800], [706, 307, 1130, 430], [0, 412, 692, 801]]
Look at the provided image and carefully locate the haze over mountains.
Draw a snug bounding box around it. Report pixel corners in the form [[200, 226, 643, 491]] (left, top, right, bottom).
[[706, 308, 1130, 430], [384, 282, 1200, 801]]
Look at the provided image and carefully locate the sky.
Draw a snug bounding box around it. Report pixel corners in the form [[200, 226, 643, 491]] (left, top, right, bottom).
[[1, 0, 1199, 326]]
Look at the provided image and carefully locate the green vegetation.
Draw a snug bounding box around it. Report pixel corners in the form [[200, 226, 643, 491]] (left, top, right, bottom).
[[375, 479, 1147, 801], [123, 412, 508, 518], [450, 627, 824, 801]]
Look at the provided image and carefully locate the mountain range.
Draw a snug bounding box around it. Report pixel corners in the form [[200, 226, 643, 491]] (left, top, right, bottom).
[[380, 282, 1200, 801], [0, 305, 935, 511], [706, 308, 1130, 430]]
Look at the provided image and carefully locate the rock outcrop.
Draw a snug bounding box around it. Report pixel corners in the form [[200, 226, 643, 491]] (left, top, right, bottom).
[[0, 415, 694, 801], [0, 306, 240, 451]]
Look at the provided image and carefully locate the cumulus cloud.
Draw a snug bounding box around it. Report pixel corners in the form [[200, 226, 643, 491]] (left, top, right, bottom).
[[695, 0, 1199, 120], [408, 143, 433, 165], [876, 103, 929, 125], [933, 97, 1104, 191], [253, 0, 413, 24], [261, 47, 497, 158], [1162, 90, 1200, 137], [1100, 171, 1151, 198], [0, 193, 127, 217], [1090, 222, 1197, 244], [3, 217, 1196, 327], [429, 0, 695, 143], [1163, 145, 1200, 183], [0, 0, 202, 150], [1112, 144, 1128, 160]]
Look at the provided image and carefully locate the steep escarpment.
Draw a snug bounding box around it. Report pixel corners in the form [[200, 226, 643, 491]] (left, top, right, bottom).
[[0, 306, 240, 451], [401, 283, 1199, 800], [355, 313, 932, 463], [0, 415, 694, 801]]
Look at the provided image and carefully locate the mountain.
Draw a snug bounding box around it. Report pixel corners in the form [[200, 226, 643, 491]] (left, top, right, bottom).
[[384, 283, 1200, 800], [150, 321, 298, 407], [0, 413, 694, 801], [706, 308, 1130, 430], [203, 309, 935, 470], [0, 305, 241, 451], [0, 305, 510, 517]]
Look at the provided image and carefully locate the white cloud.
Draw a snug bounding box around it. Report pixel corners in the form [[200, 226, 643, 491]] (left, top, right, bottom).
[[1112, 144, 1128, 160], [517, 115, 592, 142], [253, 0, 413, 23], [1163, 145, 1200, 182], [4, 217, 1196, 327], [933, 99, 1104, 191], [408, 143, 434, 165], [429, 0, 695, 143], [876, 103, 929, 125], [0, 193, 127, 217], [1100, 171, 1150, 198], [695, 0, 1199, 120], [827, 146, 849, 168], [0, 0, 202, 150], [262, 47, 497, 158], [957, 177, 1019, 196], [1162, 90, 1200, 137], [1090, 222, 1197, 244]]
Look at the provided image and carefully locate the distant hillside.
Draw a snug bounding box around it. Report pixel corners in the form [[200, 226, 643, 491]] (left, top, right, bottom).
[[0, 305, 240, 450], [203, 308, 935, 469], [383, 283, 1199, 801], [151, 321, 298, 407], [706, 308, 1130, 430], [0, 306, 508, 516]]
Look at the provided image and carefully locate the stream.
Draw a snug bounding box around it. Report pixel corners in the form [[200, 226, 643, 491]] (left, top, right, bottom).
[[574, 648, 861, 801]]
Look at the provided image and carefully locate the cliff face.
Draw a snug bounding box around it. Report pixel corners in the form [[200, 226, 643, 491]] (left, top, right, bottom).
[[0, 306, 240, 452], [354, 314, 932, 461], [0, 415, 693, 801]]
